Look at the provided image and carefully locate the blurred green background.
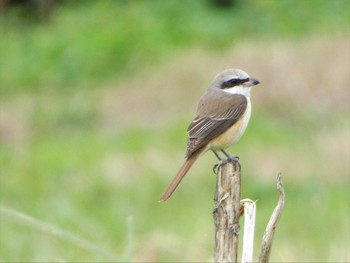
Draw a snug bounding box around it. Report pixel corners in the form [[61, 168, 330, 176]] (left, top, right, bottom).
[[0, 0, 349, 261]]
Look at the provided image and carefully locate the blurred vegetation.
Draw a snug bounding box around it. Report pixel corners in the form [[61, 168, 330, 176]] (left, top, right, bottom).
[[0, 0, 349, 262], [0, 0, 348, 95]]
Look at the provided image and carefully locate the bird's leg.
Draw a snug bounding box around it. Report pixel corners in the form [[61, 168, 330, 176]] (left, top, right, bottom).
[[213, 150, 222, 161], [212, 150, 222, 174], [221, 149, 239, 163]]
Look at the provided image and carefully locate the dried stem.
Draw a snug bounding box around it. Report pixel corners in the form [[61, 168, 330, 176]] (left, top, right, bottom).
[[241, 199, 257, 263], [258, 174, 285, 263]]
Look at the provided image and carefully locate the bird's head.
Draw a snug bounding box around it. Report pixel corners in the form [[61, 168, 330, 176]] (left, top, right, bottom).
[[211, 68, 260, 96]]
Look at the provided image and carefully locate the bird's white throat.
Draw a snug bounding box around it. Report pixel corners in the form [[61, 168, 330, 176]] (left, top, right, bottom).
[[223, 85, 251, 96]]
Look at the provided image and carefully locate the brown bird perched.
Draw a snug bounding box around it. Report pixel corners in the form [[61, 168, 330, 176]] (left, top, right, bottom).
[[160, 69, 260, 201]]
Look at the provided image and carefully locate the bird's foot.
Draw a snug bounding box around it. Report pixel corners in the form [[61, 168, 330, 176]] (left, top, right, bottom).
[[220, 156, 239, 167], [225, 155, 239, 163], [213, 156, 239, 174], [220, 150, 239, 163], [213, 162, 221, 174]]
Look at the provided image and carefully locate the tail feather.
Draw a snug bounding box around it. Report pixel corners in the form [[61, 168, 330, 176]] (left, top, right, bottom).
[[159, 148, 204, 202]]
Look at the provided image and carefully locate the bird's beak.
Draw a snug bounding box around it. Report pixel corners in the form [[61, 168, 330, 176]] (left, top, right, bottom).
[[247, 78, 260, 86]]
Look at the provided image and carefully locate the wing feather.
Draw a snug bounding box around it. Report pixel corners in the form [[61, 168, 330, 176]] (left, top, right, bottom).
[[186, 94, 247, 157]]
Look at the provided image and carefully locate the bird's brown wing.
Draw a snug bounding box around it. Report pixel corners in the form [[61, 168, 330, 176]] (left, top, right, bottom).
[[186, 94, 247, 158]]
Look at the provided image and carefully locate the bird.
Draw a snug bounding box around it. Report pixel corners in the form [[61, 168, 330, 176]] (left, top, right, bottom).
[[160, 68, 260, 201]]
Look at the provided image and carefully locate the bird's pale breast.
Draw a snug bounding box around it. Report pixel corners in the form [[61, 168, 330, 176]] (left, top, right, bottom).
[[208, 98, 251, 150]]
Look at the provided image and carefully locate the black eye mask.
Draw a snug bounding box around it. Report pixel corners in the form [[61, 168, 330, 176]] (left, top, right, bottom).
[[220, 78, 249, 89]]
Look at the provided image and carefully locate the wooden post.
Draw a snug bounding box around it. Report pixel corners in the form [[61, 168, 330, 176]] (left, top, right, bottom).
[[213, 159, 241, 263], [213, 161, 285, 263]]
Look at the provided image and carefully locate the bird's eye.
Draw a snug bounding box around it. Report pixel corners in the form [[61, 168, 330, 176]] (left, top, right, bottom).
[[221, 78, 249, 89]]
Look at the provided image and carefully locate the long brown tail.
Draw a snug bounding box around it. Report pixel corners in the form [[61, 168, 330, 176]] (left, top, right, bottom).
[[159, 148, 204, 202]]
